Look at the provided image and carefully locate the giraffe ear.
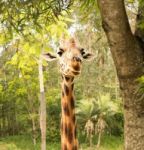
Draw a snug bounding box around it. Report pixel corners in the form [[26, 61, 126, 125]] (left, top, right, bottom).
[[42, 53, 57, 61]]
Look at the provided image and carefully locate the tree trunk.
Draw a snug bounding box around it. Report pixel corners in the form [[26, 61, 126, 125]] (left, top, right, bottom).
[[2, 103, 6, 136], [38, 57, 46, 150], [98, 0, 144, 150], [26, 92, 37, 146], [12, 102, 17, 135], [31, 117, 37, 146], [89, 132, 92, 147], [96, 131, 101, 148]]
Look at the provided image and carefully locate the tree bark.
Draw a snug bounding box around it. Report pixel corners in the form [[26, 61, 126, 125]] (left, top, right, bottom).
[[38, 56, 46, 150], [98, 0, 144, 150]]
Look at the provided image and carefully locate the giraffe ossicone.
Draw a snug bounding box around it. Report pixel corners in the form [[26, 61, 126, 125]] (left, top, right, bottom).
[[43, 37, 93, 150]]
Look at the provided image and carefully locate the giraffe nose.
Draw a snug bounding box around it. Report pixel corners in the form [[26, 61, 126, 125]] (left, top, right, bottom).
[[73, 56, 81, 62]]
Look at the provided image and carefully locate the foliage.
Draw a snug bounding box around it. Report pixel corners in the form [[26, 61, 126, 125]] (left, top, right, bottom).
[[46, 95, 61, 142], [0, 0, 73, 33]]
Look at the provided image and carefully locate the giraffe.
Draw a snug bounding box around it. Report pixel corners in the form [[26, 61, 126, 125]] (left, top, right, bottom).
[[43, 37, 93, 150]]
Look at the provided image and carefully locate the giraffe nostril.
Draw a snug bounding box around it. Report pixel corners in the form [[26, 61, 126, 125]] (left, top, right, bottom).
[[73, 57, 81, 62]]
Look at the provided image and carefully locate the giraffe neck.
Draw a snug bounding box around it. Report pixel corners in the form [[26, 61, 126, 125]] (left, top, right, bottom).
[[61, 75, 78, 150]]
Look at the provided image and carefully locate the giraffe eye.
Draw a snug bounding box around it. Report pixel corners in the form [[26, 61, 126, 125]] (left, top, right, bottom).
[[57, 48, 64, 56], [57, 51, 63, 56], [80, 48, 85, 55], [81, 51, 85, 55]]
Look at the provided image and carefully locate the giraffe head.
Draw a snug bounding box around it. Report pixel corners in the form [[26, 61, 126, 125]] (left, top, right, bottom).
[[43, 37, 93, 77]]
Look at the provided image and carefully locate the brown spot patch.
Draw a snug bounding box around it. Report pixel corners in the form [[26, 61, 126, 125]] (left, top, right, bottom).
[[64, 144, 68, 150], [71, 77, 74, 82], [63, 103, 70, 116], [65, 76, 70, 82], [64, 84, 69, 96], [72, 115, 76, 124], [70, 96, 75, 109], [65, 123, 73, 144], [62, 91, 64, 97], [72, 145, 78, 150]]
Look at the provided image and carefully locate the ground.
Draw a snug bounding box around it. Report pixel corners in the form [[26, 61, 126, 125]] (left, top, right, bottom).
[[0, 135, 123, 150]]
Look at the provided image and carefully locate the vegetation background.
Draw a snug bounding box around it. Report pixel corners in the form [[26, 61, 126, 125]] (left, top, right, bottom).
[[0, 0, 143, 150]]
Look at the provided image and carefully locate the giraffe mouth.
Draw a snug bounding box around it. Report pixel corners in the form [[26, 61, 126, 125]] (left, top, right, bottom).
[[62, 69, 81, 77], [72, 70, 81, 75]]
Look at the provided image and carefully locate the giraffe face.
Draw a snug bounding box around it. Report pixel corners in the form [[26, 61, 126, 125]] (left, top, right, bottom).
[[58, 47, 83, 76], [42, 38, 93, 77]]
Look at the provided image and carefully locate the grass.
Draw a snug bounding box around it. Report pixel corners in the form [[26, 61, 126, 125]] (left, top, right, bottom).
[[0, 135, 60, 150], [0, 135, 123, 150]]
